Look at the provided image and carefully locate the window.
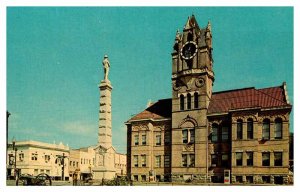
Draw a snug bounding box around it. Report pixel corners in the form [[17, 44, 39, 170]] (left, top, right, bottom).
[[189, 154, 195, 167], [187, 93, 191, 109], [187, 32, 193, 41], [46, 170, 50, 175], [190, 129, 195, 143], [45, 155, 50, 163], [142, 135, 146, 145], [134, 135, 139, 145], [182, 154, 187, 167], [194, 92, 199, 108], [262, 152, 270, 166], [275, 118, 282, 139], [212, 124, 218, 142], [274, 176, 284, 184], [262, 176, 270, 183], [236, 176, 243, 183], [19, 153, 24, 161], [211, 154, 218, 167], [262, 119, 270, 140], [156, 175, 161, 182], [164, 132, 171, 145], [221, 154, 229, 167], [246, 176, 253, 183], [133, 155, 138, 167], [180, 95, 184, 110], [164, 155, 170, 167], [31, 153, 38, 161], [236, 152, 243, 166], [274, 152, 282, 166], [70, 161, 72, 166], [155, 156, 161, 167], [73, 161, 75, 167], [237, 119, 243, 140], [81, 158, 83, 164], [141, 155, 146, 167], [76, 162, 78, 167], [182, 154, 195, 167], [182, 129, 194, 144], [34, 169, 38, 175], [182, 130, 188, 143], [246, 152, 253, 166], [133, 175, 138, 181], [141, 175, 146, 182], [156, 134, 161, 146], [222, 126, 229, 141], [247, 118, 253, 139]]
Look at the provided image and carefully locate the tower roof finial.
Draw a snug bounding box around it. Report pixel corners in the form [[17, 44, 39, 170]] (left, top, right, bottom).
[[184, 15, 200, 30], [175, 29, 181, 41]]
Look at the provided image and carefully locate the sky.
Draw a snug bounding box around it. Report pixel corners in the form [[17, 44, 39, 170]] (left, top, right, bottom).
[[6, 7, 293, 154]]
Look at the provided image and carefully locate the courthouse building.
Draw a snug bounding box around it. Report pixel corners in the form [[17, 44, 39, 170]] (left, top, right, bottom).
[[126, 15, 292, 184]]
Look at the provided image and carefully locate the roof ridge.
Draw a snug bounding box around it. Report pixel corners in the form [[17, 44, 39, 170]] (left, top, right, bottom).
[[212, 87, 255, 94], [257, 84, 282, 91]]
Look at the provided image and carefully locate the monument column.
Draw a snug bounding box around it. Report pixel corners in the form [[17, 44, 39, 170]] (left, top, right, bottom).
[[98, 55, 112, 148]]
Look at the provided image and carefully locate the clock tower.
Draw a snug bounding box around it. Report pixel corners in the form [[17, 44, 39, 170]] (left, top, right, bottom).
[[171, 15, 214, 181]]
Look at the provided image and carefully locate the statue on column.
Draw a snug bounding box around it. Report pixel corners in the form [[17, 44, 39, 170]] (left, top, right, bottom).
[[102, 55, 110, 81]]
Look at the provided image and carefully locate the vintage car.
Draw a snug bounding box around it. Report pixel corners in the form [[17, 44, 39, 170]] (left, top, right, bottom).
[[16, 173, 52, 186]]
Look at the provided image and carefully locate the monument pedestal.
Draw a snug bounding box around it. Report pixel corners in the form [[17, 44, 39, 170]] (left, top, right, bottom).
[[98, 80, 113, 148]]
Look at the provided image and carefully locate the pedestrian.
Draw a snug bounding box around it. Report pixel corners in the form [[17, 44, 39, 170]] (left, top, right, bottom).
[[73, 174, 78, 186]]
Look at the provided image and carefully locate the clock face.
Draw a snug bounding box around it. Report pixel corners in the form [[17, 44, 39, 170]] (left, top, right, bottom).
[[181, 41, 198, 60]]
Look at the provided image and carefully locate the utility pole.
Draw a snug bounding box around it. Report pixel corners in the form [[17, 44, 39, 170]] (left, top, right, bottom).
[[6, 111, 11, 179], [62, 153, 65, 180], [12, 137, 17, 181], [56, 153, 67, 181]]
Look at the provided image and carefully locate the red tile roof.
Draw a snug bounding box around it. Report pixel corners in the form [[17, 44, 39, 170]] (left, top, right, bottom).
[[127, 85, 290, 121], [208, 86, 290, 114], [128, 99, 172, 121]]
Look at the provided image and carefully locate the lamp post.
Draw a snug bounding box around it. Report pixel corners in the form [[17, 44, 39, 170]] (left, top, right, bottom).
[[12, 137, 17, 181], [56, 153, 67, 181], [6, 111, 11, 179]]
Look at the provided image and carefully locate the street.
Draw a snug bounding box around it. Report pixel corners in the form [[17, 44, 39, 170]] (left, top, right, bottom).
[[6, 179, 72, 186]]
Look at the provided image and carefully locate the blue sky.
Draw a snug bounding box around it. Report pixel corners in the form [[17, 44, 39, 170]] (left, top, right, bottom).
[[7, 7, 293, 154]]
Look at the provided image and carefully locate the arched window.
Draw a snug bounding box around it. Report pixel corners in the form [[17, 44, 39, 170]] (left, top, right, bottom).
[[247, 118, 254, 139], [180, 94, 184, 111], [211, 123, 218, 142], [236, 119, 243, 140], [187, 93, 191, 109], [187, 33, 193, 41], [275, 118, 283, 139], [262, 119, 270, 140], [194, 92, 199, 109]]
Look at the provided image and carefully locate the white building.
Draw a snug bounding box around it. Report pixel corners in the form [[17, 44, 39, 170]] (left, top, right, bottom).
[[7, 140, 70, 180], [69, 146, 95, 181], [69, 146, 127, 181]]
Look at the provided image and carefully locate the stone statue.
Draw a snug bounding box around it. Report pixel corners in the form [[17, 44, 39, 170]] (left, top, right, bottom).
[[102, 55, 110, 81]]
